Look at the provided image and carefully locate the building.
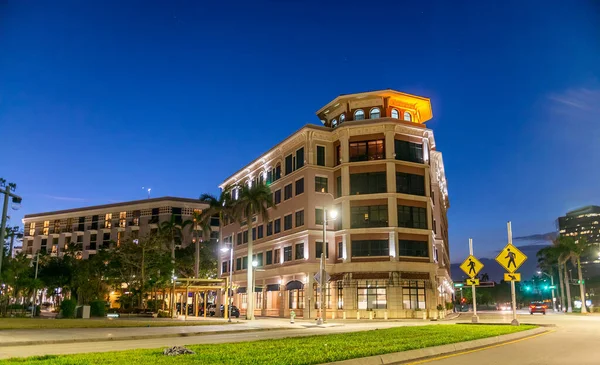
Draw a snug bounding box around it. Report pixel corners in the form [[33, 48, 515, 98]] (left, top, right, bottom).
[[219, 89, 451, 319], [558, 206, 600, 244], [21, 197, 218, 259]]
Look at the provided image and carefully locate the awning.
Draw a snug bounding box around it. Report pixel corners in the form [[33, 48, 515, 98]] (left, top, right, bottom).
[[237, 287, 246, 294], [353, 272, 389, 280], [266, 284, 280, 291], [285, 280, 304, 290]]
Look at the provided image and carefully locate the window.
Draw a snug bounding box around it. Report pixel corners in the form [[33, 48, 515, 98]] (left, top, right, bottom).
[[295, 178, 304, 195], [404, 111, 412, 122], [237, 232, 242, 245], [242, 256, 248, 269], [433, 219, 437, 234], [349, 140, 384, 162], [369, 108, 380, 119], [317, 146, 325, 166], [335, 145, 341, 166], [236, 257, 242, 270], [357, 281, 387, 309], [257, 225, 264, 239], [274, 190, 281, 204], [41, 238, 47, 251], [403, 281, 426, 309], [397, 206, 428, 229], [337, 281, 344, 309], [315, 176, 328, 193], [29, 222, 36, 236], [243, 230, 249, 243], [315, 208, 324, 225], [316, 241, 328, 259], [296, 147, 304, 169], [222, 261, 228, 273], [289, 289, 304, 309], [350, 172, 386, 195], [119, 212, 126, 227], [266, 250, 273, 265], [267, 221, 273, 236], [336, 176, 342, 198], [395, 140, 423, 163], [90, 234, 97, 250], [337, 242, 343, 259], [284, 214, 293, 230], [295, 243, 304, 260], [274, 163, 281, 180], [42, 221, 50, 235], [340, 113, 345, 124], [354, 109, 365, 120], [172, 207, 182, 224], [295, 210, 304, 227], [391, 109, 399, 119], [256, 252, 264, 267], [285, 154, 293, 175], [283, 246, 292, 262], [284, 184, 293, 200], [102, 233, 111, 247], [274, 218, 281, 234], [351, 240, 389, 257], [252, 227, 256, 240], [396, 172, 425, 196], [331, 119, 337, 127], [399, 240, 428, 257], [350, 205, 388, 228], [274, 248, 280, 263]]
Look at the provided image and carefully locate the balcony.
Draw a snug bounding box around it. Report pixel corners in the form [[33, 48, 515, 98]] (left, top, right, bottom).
[[88, 224, 99, 231]]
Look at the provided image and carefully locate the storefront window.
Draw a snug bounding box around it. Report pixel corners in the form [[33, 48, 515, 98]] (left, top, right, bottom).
[[357, 280, 387, 309], [337, 281, 344, 309], [402, 281, 426, 309], [288, 289, 304, 309]]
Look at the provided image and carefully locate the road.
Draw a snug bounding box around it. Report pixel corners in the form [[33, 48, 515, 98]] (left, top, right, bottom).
[[414, 310, 600, 365]]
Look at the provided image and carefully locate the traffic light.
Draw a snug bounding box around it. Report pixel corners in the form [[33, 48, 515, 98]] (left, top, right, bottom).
[[524, 285, 531, 292]]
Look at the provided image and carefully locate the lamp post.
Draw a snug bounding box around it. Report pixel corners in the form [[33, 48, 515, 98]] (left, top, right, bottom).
[[221, 244, 234, 322], [538, 270, 557, 312], [0, 178, 22, 276], [317, 207, 337, 325], [250, 259, 265, 319]]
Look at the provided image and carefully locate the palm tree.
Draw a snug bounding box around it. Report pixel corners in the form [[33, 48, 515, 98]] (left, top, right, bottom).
[[536, 245, 559, 311], [187, 210, 212, 278], [233, 183, 273, 320], [559, 236, 590, 313], [199, 184, 237, 259], [159, 214, 190, 276]]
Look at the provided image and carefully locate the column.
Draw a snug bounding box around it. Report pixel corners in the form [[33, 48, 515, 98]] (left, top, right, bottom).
[[386, 161, 396, 193], [305, 272, 315, 319], [384, 127, 396, 159], [342, 233, 350, 263], [388, 231, 397, 260]]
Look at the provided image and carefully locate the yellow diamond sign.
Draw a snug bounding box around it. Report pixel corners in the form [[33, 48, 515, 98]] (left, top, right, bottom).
[[460, 255, 484, 278], [496, 243, 527, 273]]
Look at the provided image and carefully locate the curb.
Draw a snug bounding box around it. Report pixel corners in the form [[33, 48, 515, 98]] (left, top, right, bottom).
[[0, 327, 292, 347], [320, 327, 548, 365]]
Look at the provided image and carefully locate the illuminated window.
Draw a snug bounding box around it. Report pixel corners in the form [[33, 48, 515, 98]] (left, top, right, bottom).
[[105, 213, 112, 228], [119, 212, 127, 227], [43, 221, 49, 235], [29, 222, 36, 236], [340, 114, 345, 123], [403, 111, 412, 122], [369, 108, 380, 119], [331, 119, 337, 128], [354, 109, 365, 120], [391, 109, 399, 119]]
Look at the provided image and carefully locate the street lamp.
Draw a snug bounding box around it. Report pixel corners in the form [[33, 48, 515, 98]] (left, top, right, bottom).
[[537, 270, 557, 312], [221, 244, 234, 322], [0, 179, 22, 276], [317, 207, 337, 325]]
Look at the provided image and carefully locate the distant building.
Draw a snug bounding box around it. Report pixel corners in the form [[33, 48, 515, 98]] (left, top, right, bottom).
[[219, 89, 451, 320], [21, 197, 218, 259], [558, 206, 600, 244]]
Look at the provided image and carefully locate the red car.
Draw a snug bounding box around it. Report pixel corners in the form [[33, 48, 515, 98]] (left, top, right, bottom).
[[529, 301, 547, 315]]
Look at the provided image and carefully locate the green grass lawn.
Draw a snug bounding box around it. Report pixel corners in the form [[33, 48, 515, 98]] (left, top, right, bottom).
[[0, 324, 535, 365], [0, 318, 232, 330]]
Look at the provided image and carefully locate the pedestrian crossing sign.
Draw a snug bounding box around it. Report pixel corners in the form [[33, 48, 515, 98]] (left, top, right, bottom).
[[503, 273, 521, 282], [460, 255, 484, 278], [496, 243, 527, 273], [466, 278, 480, 286]]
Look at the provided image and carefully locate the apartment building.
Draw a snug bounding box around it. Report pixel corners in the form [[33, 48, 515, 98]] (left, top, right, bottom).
[[219, 89, 451, 319], [21, 197, 218, 259]]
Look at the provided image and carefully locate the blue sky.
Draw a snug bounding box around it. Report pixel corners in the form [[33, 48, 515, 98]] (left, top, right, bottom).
[[1, 1, 599, 261]]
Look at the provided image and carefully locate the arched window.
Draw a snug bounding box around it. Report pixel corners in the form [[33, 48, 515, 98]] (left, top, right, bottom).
[[370, 108, 380, 119], [331, 119, 337, 128], [391, 109, 399, 119], [354, 109, 365, 120], [340, 114, 345, 124], [403, 111, 412, 122]]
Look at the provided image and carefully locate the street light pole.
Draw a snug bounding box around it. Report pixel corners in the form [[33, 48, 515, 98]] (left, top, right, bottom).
[[221, 244, 235, 322], [538, 270, 557, 312], [0, 179, 22, 276], [317, 207, 337, 325]]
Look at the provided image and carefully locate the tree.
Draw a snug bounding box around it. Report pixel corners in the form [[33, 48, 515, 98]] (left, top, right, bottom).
[[233, 183, 273, 320], [536, 245, 559, 310], [559, 236, 590, 313], [159, 214, 190, 278], [187, 209, 213, 278], [556, 237, 574, 312]]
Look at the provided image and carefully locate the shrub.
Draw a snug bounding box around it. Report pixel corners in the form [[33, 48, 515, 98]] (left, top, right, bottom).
[[60, 299, 77, 318], [446, 302, 454, 310], [90, 300, 106, 317], [436, 304, 444, 311]]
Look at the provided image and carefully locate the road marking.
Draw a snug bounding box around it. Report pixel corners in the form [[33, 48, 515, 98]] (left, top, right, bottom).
[[405, 329, 555, 364]]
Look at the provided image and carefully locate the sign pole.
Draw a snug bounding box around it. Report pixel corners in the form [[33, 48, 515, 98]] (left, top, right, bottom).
[[469, 238, 479, 323], [508, 222, 519, 326]]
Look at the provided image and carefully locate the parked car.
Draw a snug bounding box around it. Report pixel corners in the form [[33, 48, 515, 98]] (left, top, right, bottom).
[[220, 304, 240, 318], [529, 301, 547, 315]]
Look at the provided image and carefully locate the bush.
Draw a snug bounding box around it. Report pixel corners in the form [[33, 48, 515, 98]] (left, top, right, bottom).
[[7, 304, 25, 310], [90, 300, 106, 317], [446, 302, 454, 310], [60, 299, 77, 318], [157, 310, 170, 318], [436, 304, 444, 311]]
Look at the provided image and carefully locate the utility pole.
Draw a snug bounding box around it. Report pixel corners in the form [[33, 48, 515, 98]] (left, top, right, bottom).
[[0, 179, 23, 276]]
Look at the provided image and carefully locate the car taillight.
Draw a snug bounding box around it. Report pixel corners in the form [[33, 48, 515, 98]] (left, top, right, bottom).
[[529, 305, 535, 308], [543, 305, 547, 309]]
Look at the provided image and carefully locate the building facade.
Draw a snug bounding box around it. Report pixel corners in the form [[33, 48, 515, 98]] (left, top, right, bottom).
[[219, 90, 451, 319], [21, 197, 217, 259], [558, 206, 600, 245]]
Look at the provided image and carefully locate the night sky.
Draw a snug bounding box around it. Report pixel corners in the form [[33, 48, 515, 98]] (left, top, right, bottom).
[[1, 1, 599, 261]]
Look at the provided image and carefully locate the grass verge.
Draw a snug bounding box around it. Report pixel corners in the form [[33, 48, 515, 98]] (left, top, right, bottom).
[[0, 324, 535, 365], [0, 318, 233, 330]]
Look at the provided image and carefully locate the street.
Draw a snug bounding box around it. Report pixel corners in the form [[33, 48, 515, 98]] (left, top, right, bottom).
[[415, 310, 600, 365]]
